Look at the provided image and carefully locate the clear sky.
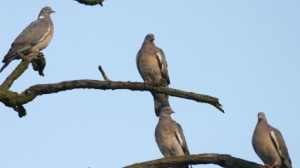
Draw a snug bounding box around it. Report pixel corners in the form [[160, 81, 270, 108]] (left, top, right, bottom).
[[0, 1, 299, 168]]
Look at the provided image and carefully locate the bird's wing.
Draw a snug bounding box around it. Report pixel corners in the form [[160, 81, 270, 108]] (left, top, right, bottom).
[[270, 128, 292, 167], [175, 123, 190, 155], [156, 48, 170, 84], [14, 19, 50, 45]]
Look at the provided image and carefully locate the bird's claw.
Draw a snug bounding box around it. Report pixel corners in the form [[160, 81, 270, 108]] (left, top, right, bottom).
[[269, 162, 278, 168], [260, 163, 277, 168], [143, 80, 150, 88], [154, 78, 162, 86]]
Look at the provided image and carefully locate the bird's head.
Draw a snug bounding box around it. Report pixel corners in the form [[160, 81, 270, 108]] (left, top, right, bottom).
[[144, 34, 155, 43], [159, 106, 174, 117], [39, 6, 55, 18], [257, 112, 267, 122]]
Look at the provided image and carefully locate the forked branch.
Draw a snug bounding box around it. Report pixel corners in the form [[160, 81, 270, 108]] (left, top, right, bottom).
[[0, 53, 223, 117]]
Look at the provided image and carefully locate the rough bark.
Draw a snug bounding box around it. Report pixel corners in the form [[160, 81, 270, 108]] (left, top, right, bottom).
[[124, 153, 264, 168], [1, 52, 36, 90]]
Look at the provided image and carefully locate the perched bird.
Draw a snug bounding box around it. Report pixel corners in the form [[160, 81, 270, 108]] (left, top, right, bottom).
[[155, 106, 190, 168], [1, 6, 55, 73], [136, 34, 170, 116], [252, 112, 292, 168]]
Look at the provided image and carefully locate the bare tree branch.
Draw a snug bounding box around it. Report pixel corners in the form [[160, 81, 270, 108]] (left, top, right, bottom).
[[0, 52, 47, 117], [0, 79, 223, 117], [98, 65, 110, 81], [75, 0, 104, 6], [1, 51, 45, 90], [124, 153, 263, 168], [1, 52, 37, 90], [0, 52, 223, 117]]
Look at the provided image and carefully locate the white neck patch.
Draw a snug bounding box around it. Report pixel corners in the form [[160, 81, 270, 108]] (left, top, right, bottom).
[[39, 16, 44, 19]]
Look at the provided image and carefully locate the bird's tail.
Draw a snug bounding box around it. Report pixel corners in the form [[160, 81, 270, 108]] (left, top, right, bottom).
[[283, 159, 292, 168], [0, 56, 16, 73], [152, 92, 170, 117]]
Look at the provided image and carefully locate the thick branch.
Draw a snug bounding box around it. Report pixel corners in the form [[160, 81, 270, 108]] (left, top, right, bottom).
[[23, 80, 223, 112], [1, 52, 39, 90], [0, 80, 224, 117], [124, 153, 262, 168]]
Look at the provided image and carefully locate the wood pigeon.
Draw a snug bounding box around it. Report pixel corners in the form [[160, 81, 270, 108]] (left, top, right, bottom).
[[1, 6, 55, 73], [136, 34, 170, 116], [252, 112, 292, 168], [155, 106, 190, 168]]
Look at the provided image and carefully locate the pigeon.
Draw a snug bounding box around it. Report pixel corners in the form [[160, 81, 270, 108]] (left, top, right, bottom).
[[136, 34, 170, 116], [252, 112, 292, 168], [155, 106, 190, 168], [1, 6, 55, 72]]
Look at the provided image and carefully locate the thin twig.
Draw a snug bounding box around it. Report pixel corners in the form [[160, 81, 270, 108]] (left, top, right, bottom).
[[98, 65, 110, 81]]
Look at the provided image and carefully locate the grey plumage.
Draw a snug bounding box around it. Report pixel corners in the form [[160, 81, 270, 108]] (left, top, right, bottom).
[[155, 106, 190, 168], [252, 112, 292, 168], [136, 34, 170, 116], [1, 6, 55, 72]]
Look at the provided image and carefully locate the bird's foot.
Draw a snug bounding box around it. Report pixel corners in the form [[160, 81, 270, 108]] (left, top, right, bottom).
[[142, 80, 150, 88], [154, 78, 162, 86], [260, 163, 277, 168], [269, 162, 278, 168]]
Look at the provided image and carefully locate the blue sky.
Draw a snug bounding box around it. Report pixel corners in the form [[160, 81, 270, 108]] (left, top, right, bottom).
[[0, 1, 299, 168]]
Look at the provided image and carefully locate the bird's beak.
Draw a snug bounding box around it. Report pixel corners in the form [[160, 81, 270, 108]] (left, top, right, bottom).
[[171, 111, 175, 114], [258, 115, 262, 119], [51, 10, 56, 13]]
